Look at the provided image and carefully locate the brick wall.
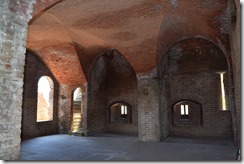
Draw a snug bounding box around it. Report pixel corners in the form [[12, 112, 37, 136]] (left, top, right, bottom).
[[22, 51, 59, 140], [87, 54, 107, 134], [87, 50, 138, 135], [137, 70, 161, 141], [81, 83, 88, 130], [229, 0, 240, 146], [32, 0, 62, 18], [0, 0, 62, 159], [160, 39, 233, 138], [137, 76, 160, 141], [0, 0, 35, 160], [59, 84, 86, 133], [167, 73, 232, 137], [0, 0, 240, 161], [106, 51, 138, 134], [58, 84, 73, 133]]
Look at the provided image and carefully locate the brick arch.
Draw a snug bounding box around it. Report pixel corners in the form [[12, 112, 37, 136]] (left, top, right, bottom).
[[37, 75, 54, 122], [71, 87, 83, 132], [157, 37, 230, 71], [87, 48, 138, 135], [158, 37, 233, 139], [31, 0, 63, 20], [108, 101, 132, 124], [156, 1, 230, 67], [88, 49, 137, 83], [72, 87, 83, 101], [171, 100, 203, 126], [157, 35, 227, 70]]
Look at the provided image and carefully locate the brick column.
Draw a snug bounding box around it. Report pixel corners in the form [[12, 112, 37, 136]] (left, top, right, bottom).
[[0, 1, 35, 160], [81, 83, 88, 130], [229, 0, 240, 146], [58, 84, 72, 133], [137, 70, 160, 141]]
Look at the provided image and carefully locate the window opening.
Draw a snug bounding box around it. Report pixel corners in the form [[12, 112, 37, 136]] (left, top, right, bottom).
[[180, 104, 189, 119], [73, 87, 82, 101], [37, 76, 54, 122], [172, 100, 203, 126], [121, 105, 127, 118], [72, 87, 82, 132], [109, 102, 131, 123], [219, 72, 227, 111]]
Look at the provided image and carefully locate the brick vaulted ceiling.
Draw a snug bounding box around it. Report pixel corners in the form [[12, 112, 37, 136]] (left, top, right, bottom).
[[27, 0, 231, 85]]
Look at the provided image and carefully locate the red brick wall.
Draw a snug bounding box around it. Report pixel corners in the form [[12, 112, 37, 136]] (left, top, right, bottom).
[[22, 51, 59, 140], [32, 0, 62, 18], [161, 39, 233, 138], [87, 50, 138, 135], [168, 73, 232, 137], [137, 71, 161, 141]]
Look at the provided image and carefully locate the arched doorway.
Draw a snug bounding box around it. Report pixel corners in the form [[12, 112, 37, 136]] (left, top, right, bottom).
[[72, 87, 82, 132], [158, 38, 233, 139], [87, 49, 138, 136]]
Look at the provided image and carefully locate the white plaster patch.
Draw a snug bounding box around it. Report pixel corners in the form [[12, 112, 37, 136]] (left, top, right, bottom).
[[168, 0, 179, 8]]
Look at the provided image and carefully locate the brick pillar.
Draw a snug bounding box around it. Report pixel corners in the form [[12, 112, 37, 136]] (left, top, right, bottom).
[[229, 0, 240, 146], [58, 84, 72, 133], [81, 83, 88, 131], [234, 1, 241, 146], [137, 70, 160, 141], [0, 1, 35, 160], [160, 74, 170, 139]]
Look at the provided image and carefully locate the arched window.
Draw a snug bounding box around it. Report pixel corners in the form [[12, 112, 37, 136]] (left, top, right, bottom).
[[72, 87, 82, 132], [37, 76, 54, 122], [172, 100, 203, 126], [73, 87, 82, 101], [109, 102, 132, 124]]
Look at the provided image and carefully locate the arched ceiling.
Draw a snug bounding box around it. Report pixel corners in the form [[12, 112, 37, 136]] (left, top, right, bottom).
[[165, 38, 228, 75], [27, 0, 231, 85]]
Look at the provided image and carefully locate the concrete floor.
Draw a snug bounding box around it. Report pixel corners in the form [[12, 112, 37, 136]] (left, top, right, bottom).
[[20, 134, 238, 161]]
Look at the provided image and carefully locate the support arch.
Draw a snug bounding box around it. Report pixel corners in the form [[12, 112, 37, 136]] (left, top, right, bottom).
[[87, 49, 138, 136], [158, 38, 234, 140]]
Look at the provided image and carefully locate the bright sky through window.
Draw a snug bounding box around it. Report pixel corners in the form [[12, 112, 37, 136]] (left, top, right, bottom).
[[73, 87, 82, 101], [181, 105, 188, 115], [220, 72, 226, 111], [37, 76, 53, 122], [121, 105, 127, 115], [38, 76, 51, 106]]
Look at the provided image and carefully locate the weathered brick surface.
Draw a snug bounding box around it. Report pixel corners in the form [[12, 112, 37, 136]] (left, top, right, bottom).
[[156, 0, 231, 65], [32, 0, 62, 18], [87, 54, 107, 134], [58, 84, 86, 133], [167, 73, 232, 137], [0, 0, 240, 160], [22, 51, 59, 140], [229, 0, 240, 147], [87, 50, 138, 135], [81, 83, 88, 130], [0, 0, 35, 160], [137, 69, 160, 141], [58, 84, 73, 133], [160, 39, 233, 138]]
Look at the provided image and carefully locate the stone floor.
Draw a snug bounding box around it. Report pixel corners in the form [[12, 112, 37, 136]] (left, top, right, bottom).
[[20, 134, 238, 161]]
